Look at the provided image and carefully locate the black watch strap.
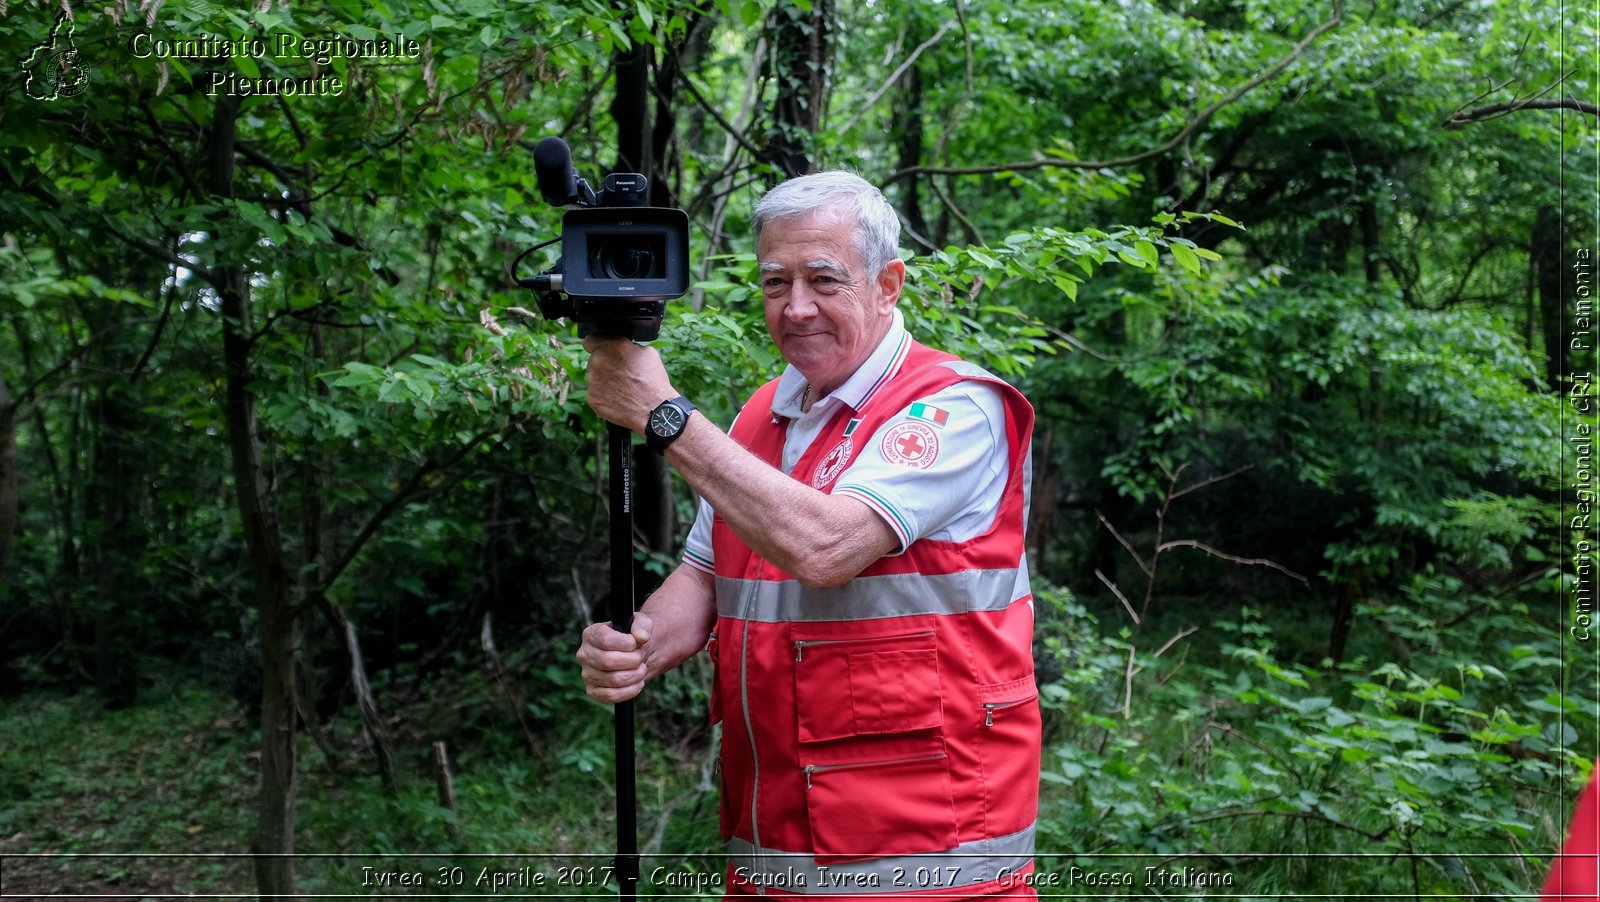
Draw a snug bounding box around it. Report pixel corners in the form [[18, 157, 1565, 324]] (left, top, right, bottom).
[[645, 396, 697, 455]]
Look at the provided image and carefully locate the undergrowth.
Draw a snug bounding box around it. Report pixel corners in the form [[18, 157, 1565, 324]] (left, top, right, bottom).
[[0, 579, 1591, 899], [1031, 581, 1593, 897]]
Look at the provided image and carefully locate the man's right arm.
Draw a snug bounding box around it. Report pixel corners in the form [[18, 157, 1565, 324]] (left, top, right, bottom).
[[575, 561, 716, 704]]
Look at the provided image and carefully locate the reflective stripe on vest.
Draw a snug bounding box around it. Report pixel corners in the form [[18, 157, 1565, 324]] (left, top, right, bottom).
[[728, 821, 1037, 896], [715, 568, 1027, 622]]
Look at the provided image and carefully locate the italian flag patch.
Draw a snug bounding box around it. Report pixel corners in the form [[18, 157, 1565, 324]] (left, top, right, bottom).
[[908, 402, 949, 427]]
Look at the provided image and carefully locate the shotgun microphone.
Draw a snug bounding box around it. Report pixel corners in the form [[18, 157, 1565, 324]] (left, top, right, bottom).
[[533, 137, 590, 206]]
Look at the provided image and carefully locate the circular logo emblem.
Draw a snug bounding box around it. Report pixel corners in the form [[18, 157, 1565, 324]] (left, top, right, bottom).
[[879, 422, 939, 470], [812, 437, 852, 488], [47, 50, 91, 97]]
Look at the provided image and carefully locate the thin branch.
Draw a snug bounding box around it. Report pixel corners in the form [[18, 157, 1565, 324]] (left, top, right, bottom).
[[932, 0, 975, 164], [836, 21, 956, 138], [1154, 539, 1310, 584], [1434, 238, 1502, 309], [317, 429, 499, 592], [690, 32, 769, 297], [1140, 462, 1189, 619], [1168, 464, 1254, 501], [1096, 511, 1152, 576], [884, 3, 1344, 185], [129, 266, 177, 383], [1122, 645, 1137, 719], [1417, 0, 1470, 27], [1444, 96, 1598, 128], [1442, 74, 1518, 125], [930, 176, 984, 246], [1096, 568, 1141, 625], [678, 70, 764, 159], [1209, 720, 1296, 773], [1442, 61, 1569, 125], [137, 100, 204, 202], [898, 215, 939, 253], [1438, 568, 1550, 629], [1033, 324, 1117, 361], [1153, 625, 1198, 658], [236, 141, 311, 201], [1155, 643, 1190, 686], [13, 353, 83, 416], [274, 93, 310, 151], [108, 229, 216, 287]]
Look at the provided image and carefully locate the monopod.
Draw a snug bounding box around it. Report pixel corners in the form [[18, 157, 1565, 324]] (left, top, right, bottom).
[[607, 421, 640, 900], [511, 136, 690, 901]]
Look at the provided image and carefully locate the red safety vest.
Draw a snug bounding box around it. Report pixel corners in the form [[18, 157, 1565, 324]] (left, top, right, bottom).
[[1543, 767, 1600, 899], [709, 340, 1041, 899]]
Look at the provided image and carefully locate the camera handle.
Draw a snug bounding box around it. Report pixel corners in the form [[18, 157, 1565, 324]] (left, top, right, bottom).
[[607, 421, 641, 901]]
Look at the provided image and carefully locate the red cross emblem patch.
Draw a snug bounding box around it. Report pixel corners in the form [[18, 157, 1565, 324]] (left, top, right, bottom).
[[812, 437, 853, 488], [879, 422, 940, 470]]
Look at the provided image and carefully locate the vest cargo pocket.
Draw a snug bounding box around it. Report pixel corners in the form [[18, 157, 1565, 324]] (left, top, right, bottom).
[[792, 628, 939, 743], [802, 748, 956, 863], [977, 675, 1040, 832]]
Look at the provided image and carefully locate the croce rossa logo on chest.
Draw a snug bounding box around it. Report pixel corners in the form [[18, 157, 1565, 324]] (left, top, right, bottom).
[[810, 418, 863, 489]]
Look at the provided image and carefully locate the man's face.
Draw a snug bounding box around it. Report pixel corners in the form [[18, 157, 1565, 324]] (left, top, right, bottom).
[[758, 208, 904, 396]]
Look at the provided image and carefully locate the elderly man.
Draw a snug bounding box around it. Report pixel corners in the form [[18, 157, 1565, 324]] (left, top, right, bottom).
[[578, 171, 1041, 899]]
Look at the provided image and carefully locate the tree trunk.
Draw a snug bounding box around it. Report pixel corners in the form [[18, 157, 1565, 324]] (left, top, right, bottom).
[[891, 51, 929, 242], [764, 0, 832, 178], [1025, 426, 1058, 577], [1532, 204, 1563, 389], [650, 11, 710, 207], [1328, 582, 1357, 664], [1359, 199, 1382, 286], [11, 319, 77, 626], [91, 384, 136, 707], [611, 20, 652, 178], [0, 367, 16, 580], [206, 94, 299, 900]]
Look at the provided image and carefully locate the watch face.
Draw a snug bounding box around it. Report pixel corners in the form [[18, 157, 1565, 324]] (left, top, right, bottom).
[[651, 405, 685, 437]]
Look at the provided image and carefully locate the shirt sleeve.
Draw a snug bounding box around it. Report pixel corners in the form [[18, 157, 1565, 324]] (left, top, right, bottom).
[[832, 381, 1010, 553], [681, 494, 716, 573], [681, 406, 744, 574]]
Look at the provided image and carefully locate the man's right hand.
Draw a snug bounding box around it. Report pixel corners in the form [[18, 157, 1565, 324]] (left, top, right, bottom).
[[576, 612, 657, 704]]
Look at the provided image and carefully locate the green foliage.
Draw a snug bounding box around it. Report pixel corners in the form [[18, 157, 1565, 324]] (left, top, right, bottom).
[[898, 212, 1235, 380], [1032, 588, 1588, 895], [0, 0, 1586, 896]]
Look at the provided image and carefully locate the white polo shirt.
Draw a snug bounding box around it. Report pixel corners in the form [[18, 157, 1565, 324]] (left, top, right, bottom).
[[682, 308, 1010, 572]]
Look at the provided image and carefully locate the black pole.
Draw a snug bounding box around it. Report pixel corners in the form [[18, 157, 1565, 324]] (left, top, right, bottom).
[[607, 422, 640, 900]]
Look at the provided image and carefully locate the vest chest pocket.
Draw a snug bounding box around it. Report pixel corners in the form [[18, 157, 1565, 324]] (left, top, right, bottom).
[[792, 628, 941, 743]]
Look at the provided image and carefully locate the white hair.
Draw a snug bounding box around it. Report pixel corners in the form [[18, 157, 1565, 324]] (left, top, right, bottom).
[[752, 171, 901, 279]]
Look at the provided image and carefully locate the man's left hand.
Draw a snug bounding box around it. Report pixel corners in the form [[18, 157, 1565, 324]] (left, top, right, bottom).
[[582, 335, 677, 434]]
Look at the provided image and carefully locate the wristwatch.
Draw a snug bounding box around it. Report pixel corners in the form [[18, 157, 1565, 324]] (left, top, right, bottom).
[[645, 396, 697, 455]]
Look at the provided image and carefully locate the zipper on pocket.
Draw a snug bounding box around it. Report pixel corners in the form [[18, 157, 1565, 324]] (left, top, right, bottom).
[[982, 697, 1032, 727], [803, 752, 948, 789], [793, 629, 935, 662]]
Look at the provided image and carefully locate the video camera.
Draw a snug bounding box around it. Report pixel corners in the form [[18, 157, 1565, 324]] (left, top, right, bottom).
[[511, 137, 690, 341]]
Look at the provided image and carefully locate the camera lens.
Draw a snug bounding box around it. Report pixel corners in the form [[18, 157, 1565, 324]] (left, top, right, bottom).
[[590, 235, 666, 280]]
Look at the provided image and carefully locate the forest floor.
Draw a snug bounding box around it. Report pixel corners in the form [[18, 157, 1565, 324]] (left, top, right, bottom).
[[1, 689, 257, 898], [0, 676, 720, 899]]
